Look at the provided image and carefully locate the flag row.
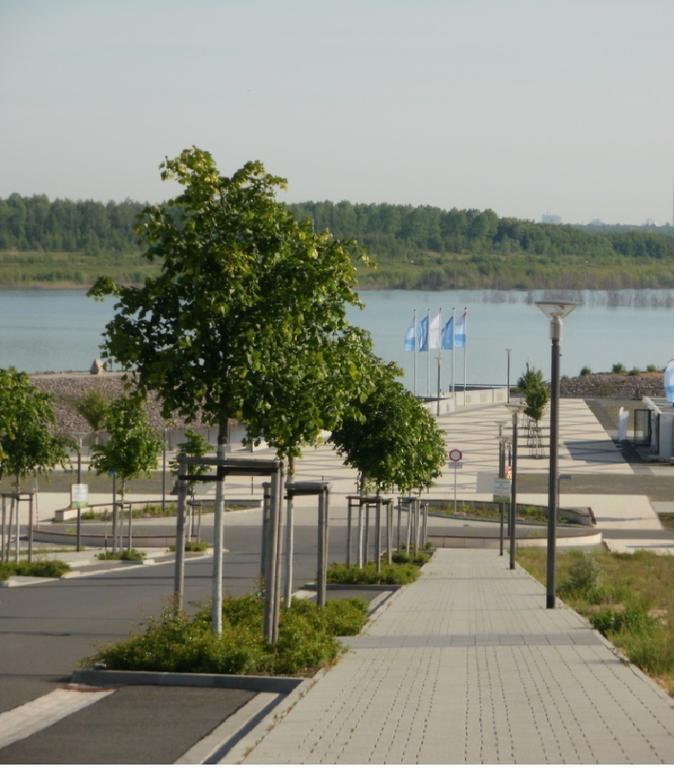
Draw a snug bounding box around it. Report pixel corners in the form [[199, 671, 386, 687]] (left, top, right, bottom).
[[404, 309, 467, 351]]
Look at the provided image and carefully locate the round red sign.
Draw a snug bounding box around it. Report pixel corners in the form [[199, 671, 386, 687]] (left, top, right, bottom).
[[448, 448, 462, 462]]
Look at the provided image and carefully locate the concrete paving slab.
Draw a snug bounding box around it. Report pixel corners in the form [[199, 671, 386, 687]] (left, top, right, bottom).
[[237, 549, 674, 765]]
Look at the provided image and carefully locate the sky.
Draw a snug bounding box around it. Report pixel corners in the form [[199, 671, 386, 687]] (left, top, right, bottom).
[[1, 0, 673, 225]]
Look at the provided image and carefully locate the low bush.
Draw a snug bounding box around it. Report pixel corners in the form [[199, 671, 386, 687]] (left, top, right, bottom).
[[327, 561, 420, 585], [579, 365, 592, 376], [391, 548, 430, 566], [0, 560, 70, 579], [612, 362, 626, 373], [558, 552, 599, 598], [169, 540, 209, 552], [86, 595, 368, 676], [96, 549, 145, 561], [646, 364, 658, 373]]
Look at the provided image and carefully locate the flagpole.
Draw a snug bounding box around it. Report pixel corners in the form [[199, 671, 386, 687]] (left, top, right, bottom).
[[437, 307, 442, 411], [426, 307, 431, 398], [463, 307, 468, 394], [451, 306, 455, 397], [413, 308, 417, 396]]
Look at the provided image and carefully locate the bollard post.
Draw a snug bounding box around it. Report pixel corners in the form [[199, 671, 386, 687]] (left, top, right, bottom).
[[211, 445, 226, 635], [396, 498, 402, 551], [421, 502, 428, 548], [386, 500, 393, 565], [111, 473, 117, 554], [0, 496, 5, 563], [375, 497, 382, 574], [260, 483, 270, 580], [346, 499, 352, 567], [272, 465, 284, 645], [284, 490, 294, 609], [364, 503, 370, 565], [405, 499, 412, 553], [264, 467, 281, 646], [14, 497, 19, 564], [317, 487, 328, 608], [173, 458, 188, 612], [357, 501, 364, 568], [28, 494, 34, 564]]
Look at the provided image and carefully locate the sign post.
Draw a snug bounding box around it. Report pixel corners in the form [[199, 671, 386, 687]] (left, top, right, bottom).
[[448, 449, 463, 516], [71, 483, 88, 553]]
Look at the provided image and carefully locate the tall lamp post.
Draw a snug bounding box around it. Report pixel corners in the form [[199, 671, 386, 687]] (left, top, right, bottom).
[[496, 421, 508, 557], [505, 401, 524, 570], [535, 301, 576, 609]]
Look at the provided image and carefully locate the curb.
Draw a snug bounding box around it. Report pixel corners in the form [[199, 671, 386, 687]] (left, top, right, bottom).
[[71, 669, 306, 695]]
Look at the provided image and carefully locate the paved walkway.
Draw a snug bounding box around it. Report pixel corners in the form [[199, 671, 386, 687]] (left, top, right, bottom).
[[236, 549, 674, 764]]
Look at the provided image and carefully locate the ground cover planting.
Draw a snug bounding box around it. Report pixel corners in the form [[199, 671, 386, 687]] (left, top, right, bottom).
[[96, 549, 145, 561], [85, 594, 369, 676], [0, 559, 70, 580], [518, 548, 674, 695]]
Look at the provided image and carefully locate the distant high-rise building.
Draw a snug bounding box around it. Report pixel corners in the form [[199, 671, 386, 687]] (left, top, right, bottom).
[[541, 213, 562, 225]]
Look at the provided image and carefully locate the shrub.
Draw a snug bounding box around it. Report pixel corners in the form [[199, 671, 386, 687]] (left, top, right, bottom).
[[391, 549, 430, 566], [169, 540, 209, 552], [86, 595, 368, 676], [579, 366, 592, 376], [558, 552, 599, 598], [612, 362, 626, 374], [590, 607, 657, 636], [96, 549, 145, 561], [0, 560, 70, 579], [327, 561, 420, 585], [646, 364, 658, 373], [628, 367, 640, 376]]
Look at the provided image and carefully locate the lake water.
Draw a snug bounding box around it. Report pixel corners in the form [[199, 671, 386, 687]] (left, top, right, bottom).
[[0, 289, 670, 394]]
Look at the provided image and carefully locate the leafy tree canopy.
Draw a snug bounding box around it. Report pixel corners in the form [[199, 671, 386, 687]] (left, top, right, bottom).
[[0, 367, 69, 491], [517, 364, 550, 423], [89, 147, 371, 447], [90, 394, 161, 498], [331, 360, 446, 493]]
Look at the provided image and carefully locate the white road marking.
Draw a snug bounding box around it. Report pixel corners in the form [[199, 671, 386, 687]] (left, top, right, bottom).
[[0, 687, 114, 750]]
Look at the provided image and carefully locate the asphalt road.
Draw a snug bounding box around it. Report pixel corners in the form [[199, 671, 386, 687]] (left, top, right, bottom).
[[0, 523, 352, 715]]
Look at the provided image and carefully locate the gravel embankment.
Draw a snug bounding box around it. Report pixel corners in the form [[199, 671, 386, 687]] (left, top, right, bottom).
[[561, 372, 663, 399], [30, 372, 195, 435]]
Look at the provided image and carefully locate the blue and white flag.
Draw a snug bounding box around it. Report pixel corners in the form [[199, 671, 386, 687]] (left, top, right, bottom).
[[404, 321, 416, 351], [665, 359, 674, 403], [441, 317, 453, 350], [454, 309, 467, 349], [418, 315, 429, 351], [428, 312, 442, 350]]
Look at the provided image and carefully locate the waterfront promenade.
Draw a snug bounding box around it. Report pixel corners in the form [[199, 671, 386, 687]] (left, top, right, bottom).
[[234, 548, 674, 764]]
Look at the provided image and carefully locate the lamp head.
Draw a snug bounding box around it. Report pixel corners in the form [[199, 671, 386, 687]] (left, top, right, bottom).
[[535, 301, 577, 320]]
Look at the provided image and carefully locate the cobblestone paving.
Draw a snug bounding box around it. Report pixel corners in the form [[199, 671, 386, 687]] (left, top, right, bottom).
[[243, 550, 674, 764]]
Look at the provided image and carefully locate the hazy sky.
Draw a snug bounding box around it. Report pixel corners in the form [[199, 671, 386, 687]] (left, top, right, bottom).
[[1, 0, 673, 224]]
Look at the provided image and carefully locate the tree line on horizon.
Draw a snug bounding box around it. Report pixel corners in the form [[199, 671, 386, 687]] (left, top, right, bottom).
[[2, 192, 674, 289]]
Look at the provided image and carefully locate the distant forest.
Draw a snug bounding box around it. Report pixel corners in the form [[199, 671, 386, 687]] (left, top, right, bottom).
[[1, 193, 674, 289]]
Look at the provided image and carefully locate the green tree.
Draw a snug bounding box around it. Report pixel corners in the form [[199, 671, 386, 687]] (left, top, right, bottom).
[[170, 429, 213, 495], [331, 362, 446, 493], [89, 147, 369, 453], [0, 368, 69, 492], [517, 364, 549, 423], [90, 395, 161, 503], [76, 389, 112, 432], [243, 328, 375, 476]]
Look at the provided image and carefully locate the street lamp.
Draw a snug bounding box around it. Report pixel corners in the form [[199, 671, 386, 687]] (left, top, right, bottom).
[[496, 420, 508, 557], [535, 300, 577, 609], [505, 401, 524, 571]]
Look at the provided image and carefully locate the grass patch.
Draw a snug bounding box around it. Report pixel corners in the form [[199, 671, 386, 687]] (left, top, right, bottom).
[[327, 560, 421, 585], [517, 547, 674, 695], [0, 559, 70, 580], [84, 595, 369, 676], [96, 549, 145, 561], [391, 548, 431, 566]]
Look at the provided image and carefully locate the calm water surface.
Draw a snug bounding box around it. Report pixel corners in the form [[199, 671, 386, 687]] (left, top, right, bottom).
[[0, 289, 671, 394]]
